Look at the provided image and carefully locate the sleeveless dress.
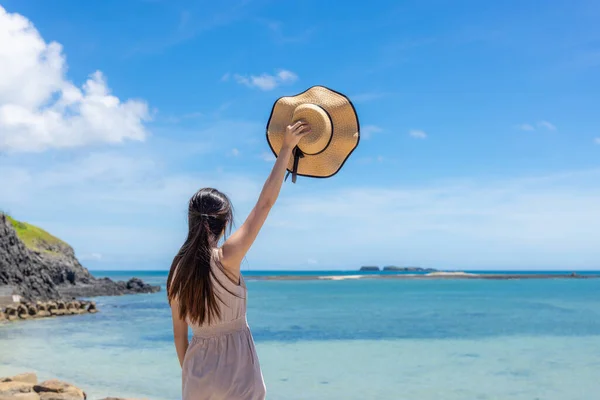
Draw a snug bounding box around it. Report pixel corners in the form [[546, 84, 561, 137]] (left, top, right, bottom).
[[182, 248, 266, 400]]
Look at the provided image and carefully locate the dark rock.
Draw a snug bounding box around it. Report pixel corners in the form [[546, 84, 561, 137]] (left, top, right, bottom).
[[0, 214, 160, 303], [33, 379, 85, 400]]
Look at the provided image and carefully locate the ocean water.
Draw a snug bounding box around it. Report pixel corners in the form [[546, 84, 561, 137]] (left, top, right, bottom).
[[1, 271, 600, 400]]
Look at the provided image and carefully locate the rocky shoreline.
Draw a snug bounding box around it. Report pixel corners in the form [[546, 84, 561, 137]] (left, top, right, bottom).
[[0, 213, 160, 309], [0, 299, 97, 322], [0, 372, 146, 400]]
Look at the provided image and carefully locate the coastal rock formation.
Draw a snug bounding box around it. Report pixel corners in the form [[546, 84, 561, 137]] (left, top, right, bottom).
[[0, 373, 146, 400], [0, 213, 160, 303]]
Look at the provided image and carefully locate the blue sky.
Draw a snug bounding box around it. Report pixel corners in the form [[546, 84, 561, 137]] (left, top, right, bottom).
[[1, 0, 599, 270]]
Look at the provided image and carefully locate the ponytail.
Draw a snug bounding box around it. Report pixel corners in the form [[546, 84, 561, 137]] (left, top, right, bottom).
[[167, 218, 222, 326]]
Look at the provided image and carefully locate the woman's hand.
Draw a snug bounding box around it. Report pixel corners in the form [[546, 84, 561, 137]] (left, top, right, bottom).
[[282, 120, 311, 149]]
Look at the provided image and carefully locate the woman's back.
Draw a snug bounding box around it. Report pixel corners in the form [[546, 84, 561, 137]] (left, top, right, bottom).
[[183, 248, 266, 400], [187, 248, 247, 335]]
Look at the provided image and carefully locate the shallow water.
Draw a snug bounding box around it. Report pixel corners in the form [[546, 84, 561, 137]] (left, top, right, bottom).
[[1, 273, 600, 399]]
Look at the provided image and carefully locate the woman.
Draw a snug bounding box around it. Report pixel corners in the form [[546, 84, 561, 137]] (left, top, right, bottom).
[[167, 120, 311, 400]]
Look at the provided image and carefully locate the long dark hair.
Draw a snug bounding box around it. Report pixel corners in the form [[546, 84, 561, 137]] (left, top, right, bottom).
[[166, 188, 234, 326]]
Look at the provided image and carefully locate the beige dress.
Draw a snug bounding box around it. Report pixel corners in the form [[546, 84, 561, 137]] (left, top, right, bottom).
[[183, 248, 266, 400]]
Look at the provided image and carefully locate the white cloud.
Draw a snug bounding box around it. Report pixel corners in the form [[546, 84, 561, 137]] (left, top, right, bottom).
[[261, 152, 276, 162], [0, 150, 263, 263], [256, 169, 600, 269], [232, 69, 298, 91], [276, 70, 297, 82], [2, 147, 600, 269], [516, 123, 535, 131], [361, 125, 382, 139], [0, 6, 150, 152], [307, 258, 318, 265], [231, 148, 240, 156], [594, 137, 600, 145], [537, 120, 557, 131], [409, 129, 428, 139]]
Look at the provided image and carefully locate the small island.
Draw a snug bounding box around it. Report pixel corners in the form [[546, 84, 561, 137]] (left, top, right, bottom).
[[359, 265, 438, 272], [359, 266, 380, 271], [382, 266, 437, 272]]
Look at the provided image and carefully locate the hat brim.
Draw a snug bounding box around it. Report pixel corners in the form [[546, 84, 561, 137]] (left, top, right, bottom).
[[266, 85, 360, 179]]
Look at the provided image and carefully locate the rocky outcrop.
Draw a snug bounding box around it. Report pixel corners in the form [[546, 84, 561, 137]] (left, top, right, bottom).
[[0, 373, 149, 400], [0, 213, 159, 303], [57, 278, 159, 298]]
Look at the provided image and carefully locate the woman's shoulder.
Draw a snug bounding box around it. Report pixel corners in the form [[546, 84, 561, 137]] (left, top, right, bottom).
[[211, 247, 245, 291]]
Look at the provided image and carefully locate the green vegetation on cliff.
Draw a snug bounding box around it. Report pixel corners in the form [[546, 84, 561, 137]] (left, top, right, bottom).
[[4, 214, 67, 254]]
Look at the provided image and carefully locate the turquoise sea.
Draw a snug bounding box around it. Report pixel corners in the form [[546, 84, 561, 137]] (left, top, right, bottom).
[[2, 271, 600, 400]]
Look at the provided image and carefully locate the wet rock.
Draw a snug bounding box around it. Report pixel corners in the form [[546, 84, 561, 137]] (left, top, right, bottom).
[[0, 310, 5, 321], [87, 302, 97, 314], [33, 380, 85, 400]]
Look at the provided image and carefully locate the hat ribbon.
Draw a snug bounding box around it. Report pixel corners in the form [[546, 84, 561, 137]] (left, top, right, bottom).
[[285, 146, 305, 184]]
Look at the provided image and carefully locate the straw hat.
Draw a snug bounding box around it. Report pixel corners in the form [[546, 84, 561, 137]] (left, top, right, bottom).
[[266, 86, 360, 183]]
